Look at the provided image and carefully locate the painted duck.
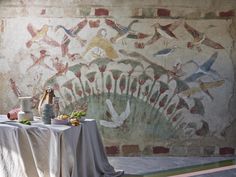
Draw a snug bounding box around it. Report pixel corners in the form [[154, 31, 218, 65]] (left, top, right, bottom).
[[181, 79, 225, 100], [184, 52, 220, 82], [26, 50, 52, 72], [151, 22, 177, 39], [55, 19, 87, 59], [146, 20, 182, 45], [26, 24, 60, 48], [105, 19, 150, 44], [184, 22, 224, 52], [52, 57, 68, 76], [153, 46, 178, 57], [55, 24, 87, 46]]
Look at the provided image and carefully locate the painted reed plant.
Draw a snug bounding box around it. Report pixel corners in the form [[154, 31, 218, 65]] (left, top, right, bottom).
[[118, 59, 144, 97], [110, 69, 122, 96], [74, 83, 83, 97], [105, 74, 112, 97], [86, 71, 97, 95], [69, 64, 87, 97], [119, 75, 126, 94], [89, 58, 111, 94], [137, 72, 152, 98], [130, 78, 137, 98], [62, 78, 76, 100]]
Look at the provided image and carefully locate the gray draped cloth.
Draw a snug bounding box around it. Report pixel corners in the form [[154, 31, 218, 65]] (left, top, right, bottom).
[[0, 117, 124, 177]]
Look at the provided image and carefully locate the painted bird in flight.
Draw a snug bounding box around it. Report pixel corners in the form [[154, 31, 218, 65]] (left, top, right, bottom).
[[181, 79, 225, 100], [184, 52, 220, 82], [145, 20, 182, 46], [52, 57, 68, 76], [55, 19, 87, 60], [55, 24, 87, 46], [153, 46, 178, 57], [151, 22, 178, 39], [184, 22, 224, 52], [26, 50, 53, 72], [105, 19, 150, 45], [26, 24, 60, 48]]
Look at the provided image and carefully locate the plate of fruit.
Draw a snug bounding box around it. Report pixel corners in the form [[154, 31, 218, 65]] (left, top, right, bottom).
[[52, 114, 70, 125], [68, 110, 86, 126]]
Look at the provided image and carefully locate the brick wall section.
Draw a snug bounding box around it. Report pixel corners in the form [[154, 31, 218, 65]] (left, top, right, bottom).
[[203, 146, 216, 156], [219, 10, 235, 18], [105, 145, 120, 156], [122, 145, 141, 156], [95, 8, 109, 16], [132, 8, 142, 17], [0, 6, 235, 19], [153, 146, 170, 154], [219, 147, 235, 155], [204, 12, 217, 19], [104, 145, 236, 156], [157, 8, 170, 17], [79, 7, 91, 16], [170, 146, 187, 156], [187, 146, 201, 156], [142, 145, 153, 155]]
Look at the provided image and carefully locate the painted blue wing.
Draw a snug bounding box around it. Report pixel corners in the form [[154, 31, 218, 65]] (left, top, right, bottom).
[[184, 72, 205, 82], [200, 52, 218, 72], [153, 48, 173, 57]]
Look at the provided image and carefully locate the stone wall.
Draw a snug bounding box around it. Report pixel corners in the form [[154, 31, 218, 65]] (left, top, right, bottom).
[[0, 0, 235, 156]]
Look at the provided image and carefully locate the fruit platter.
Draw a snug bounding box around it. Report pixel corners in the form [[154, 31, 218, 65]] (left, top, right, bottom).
[[52, 110, 87, 126]]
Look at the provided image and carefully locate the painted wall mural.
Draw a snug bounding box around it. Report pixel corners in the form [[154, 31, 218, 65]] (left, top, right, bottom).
[[0, 17, 234, 147]]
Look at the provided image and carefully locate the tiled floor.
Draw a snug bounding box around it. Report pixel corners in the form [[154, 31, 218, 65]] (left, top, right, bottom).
[[108, 156, 236, 177]]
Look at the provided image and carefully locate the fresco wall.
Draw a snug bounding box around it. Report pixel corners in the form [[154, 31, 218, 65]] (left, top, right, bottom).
[[0, 0, 236, 156]]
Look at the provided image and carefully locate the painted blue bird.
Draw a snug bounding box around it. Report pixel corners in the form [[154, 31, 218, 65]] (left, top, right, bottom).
[[55, 24, 87, 46], [55, 19, 87, 59], [153, 46, 177, 57], [184, 52, 220, 82], [56, 25, 77, 37]]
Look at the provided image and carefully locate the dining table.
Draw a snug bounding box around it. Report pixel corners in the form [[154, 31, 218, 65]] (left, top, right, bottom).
[[0, 115, 124, 177]]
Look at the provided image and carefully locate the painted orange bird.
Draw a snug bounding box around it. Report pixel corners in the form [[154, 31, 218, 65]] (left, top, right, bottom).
[[146, 20, 182, 45], [27, 50, 53, 72], [184, 22, 224, 52], [52, 57, 69, 76], [26, 23, 60, 48]]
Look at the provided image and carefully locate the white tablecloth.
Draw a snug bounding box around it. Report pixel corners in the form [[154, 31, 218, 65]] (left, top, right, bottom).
[[0, 115, 124, 177]]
